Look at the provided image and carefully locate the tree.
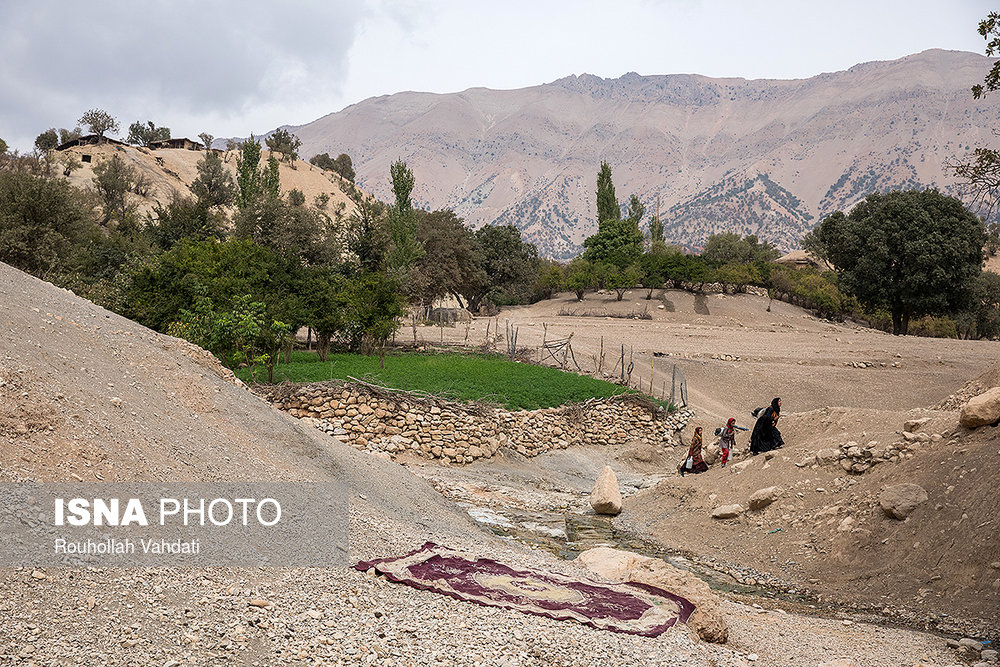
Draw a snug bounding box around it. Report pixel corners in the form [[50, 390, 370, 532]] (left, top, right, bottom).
[[92, 154, 137, 224], [605, 263, 644, 301], [265, 128, 301, 164], [386, 160, 423, 285], [146, 194, 224, 250], [596, 160, 619, 225], [333, 153, 355, 182], [343, 272, 405, 364], [345, 185, 388, 271], [564, 258, 595, 301], [951, 12, 1000, 216], [414, 209, 482, 308], [35, 129, 59, 152], [802, 189, 986, 335], [584, 162, 643, 267], [648, 212, 665, 250], [198, 133, 214, 152], [535, 260, 564, 300], [702, 232, 780, 264], [235, 134, 262, 210], [458, 224, 539, 311], [191, 150, 235, 210], [78, 109, 119, 139], [126, 120, 170, 147], [58, 127, 82, 144], [0, 170, 98, 279]]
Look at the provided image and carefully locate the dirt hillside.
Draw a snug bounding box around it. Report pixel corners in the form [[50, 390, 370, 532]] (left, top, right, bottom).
[[56, 142, 356, 220]]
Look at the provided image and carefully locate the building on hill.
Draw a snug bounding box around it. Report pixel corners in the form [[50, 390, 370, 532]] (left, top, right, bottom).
[[149, 138, 204, 151], [55, 134, 127, 151]]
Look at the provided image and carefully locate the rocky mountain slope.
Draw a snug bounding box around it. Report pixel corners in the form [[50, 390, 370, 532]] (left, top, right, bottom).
[[289, 49, 1000, 258]]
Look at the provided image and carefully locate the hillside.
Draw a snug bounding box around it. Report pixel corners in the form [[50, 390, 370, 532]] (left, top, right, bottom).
[[55, 141, 357, 221], [287, 49, 1000, 258]]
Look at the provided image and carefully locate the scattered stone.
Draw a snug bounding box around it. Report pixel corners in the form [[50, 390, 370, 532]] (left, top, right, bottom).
[[589, 465, 623, 515], [576, 546, 728, 643], [30, 569, 46, 580], [711, 504, 744, 520], [748, 486, 782, 511], [903, 417, 930, 433], [248, 599, 273, 609], [960, 387, 1000, 428], [879, 484, 929, 520], [819, 660, 859, 667]]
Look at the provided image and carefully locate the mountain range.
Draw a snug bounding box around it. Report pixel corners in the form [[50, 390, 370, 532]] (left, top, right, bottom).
[[286, 49, 1000, 259]]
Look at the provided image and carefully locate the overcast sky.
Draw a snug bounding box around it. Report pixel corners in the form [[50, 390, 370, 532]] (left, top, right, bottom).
[[0, 0, 993, 151]]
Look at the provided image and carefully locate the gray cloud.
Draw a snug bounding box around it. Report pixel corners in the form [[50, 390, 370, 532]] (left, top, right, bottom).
[[0, 0, 365, 149]]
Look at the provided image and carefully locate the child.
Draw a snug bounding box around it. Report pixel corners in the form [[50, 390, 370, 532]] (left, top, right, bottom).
[[719, 417, 747, 468]]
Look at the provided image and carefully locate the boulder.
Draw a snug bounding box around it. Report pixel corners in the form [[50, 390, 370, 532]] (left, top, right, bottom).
[[903, 417, 930, 433], [711, 504, 744, 519], [576, 546, 728, 643], [879, 483, 928, 520], [748, 486, 782, 511], [960, 387, 1000, 429], [703, 442, 721, 465], [590, 465, 623, 515]]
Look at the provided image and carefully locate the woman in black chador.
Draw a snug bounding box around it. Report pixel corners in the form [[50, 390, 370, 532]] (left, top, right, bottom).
[[750, 397, 783, 455]]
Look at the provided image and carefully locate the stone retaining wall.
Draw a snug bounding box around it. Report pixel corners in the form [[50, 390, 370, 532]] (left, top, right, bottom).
[[259, 382, 693, 464]]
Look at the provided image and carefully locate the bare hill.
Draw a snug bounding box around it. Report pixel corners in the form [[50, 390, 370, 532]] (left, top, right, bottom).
[[288, 49, 999, 258], [56, 142, 357, 221]]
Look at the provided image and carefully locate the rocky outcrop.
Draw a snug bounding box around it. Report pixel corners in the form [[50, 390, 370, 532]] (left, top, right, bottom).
[[959, 387, 1000, 429], [259, 381, 694, 465], [879, 483, 929, 520], [576, 546, 728, 643], [590, 466, 623, 515]]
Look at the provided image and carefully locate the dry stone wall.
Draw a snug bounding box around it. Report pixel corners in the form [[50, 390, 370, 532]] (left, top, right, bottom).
[[258, 382, 693, 465]]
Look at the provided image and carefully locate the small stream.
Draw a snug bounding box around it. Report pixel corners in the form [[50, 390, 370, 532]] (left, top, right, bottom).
[[461, 502, 817, 605]]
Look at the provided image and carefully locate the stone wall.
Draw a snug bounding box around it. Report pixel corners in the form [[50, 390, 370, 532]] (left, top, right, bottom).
[[258, 382, 693, 464]]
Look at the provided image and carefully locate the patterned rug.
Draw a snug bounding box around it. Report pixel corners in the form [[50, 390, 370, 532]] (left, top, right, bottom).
[[355, 542, 694, 637]]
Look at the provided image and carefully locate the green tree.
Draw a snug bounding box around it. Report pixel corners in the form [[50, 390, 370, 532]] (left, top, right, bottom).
[[345, 185, 388, 271], [92, 154, 137, 224], [191, 150, 235, 210], [78, 109, 119, 139], [146, 195, 224, 251], [458, 224, 538, 311], [343, 272, 405, 364], [951, 12, 1000, 216], [34, 129, 59, 152], [584, 162, 643, 267], [198, 133, 214, 152], [414, 209, 483, 308], [606, 263, 644, 301], [126, 120, 170, 146], [564, 258, 595, 301], [386, 159, 423, 285], [596, 160, 619, 225], [265, 128, 301, 164], [333, 153, 355, 182], [58, 127, 82, 144], [235, 134, 264, 210], [702, 232, 780, 265], [535, 260, 564, 300], [0, 171, 99, 279], [803, 189, 986, 335]]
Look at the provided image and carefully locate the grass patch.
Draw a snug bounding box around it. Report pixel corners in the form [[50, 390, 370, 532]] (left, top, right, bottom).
[[239, 350, 643, 410]]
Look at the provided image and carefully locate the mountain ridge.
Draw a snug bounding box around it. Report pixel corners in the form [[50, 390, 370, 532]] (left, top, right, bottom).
[[289, 49, 999, 258]]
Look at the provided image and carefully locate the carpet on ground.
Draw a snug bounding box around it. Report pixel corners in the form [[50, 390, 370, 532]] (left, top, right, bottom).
[[355, 542, 694, 637]]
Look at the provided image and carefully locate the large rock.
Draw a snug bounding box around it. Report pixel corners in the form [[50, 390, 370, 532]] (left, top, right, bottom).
[[576, 546, 728, 643], [879, 483, 929, 520], [711, 504, 744, 519], [960, 387, 1000, 428], [816, 448, 841, 464], [748, 486, 782, 511], [589, 465, 623, 515]]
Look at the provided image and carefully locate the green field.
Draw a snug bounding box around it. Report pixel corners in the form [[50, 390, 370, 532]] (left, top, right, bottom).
[[239, 350, 644, 410]]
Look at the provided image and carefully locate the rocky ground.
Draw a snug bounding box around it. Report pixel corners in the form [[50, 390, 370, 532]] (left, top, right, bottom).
[[2, 264, 997, 666]]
